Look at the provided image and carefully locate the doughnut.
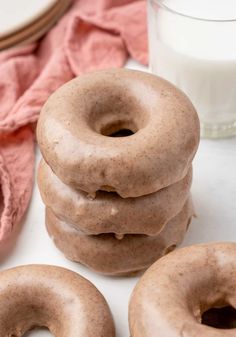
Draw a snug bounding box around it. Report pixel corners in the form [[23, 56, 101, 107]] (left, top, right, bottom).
[[37, 68, 200, 198], [38, 159, 192, 236], [45, 198, 193, 275], [0, 264, 115, 336], [129, 242, 236, 337]]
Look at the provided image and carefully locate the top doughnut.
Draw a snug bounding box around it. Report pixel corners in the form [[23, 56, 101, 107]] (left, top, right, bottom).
[[37, 69, 200, 198]]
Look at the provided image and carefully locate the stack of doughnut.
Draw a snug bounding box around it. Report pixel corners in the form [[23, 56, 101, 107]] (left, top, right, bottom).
[[37, 69, 200, 275]]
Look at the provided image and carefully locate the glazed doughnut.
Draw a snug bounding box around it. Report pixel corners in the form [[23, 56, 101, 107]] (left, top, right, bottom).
[[38, 159, 192, 236], [37, 68, 200, 198], [0, 264, 115, 336], [129, 242, 236, 337], [45, 198, 193, 275]]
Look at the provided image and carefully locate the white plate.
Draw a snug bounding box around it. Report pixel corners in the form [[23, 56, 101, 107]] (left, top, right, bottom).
[[0, 0, 58, 37], [1, 60, 236, 337]]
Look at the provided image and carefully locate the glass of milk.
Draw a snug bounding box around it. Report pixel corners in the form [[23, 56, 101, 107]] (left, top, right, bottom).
[[148, 0, 236, 138]]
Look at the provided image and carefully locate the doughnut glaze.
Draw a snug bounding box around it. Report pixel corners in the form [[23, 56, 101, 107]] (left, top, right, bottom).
[[38, 159, 192, 236], [129, 242, 236, 337], [37, 68, 200, 198], [46, 198, 193, 275], [0, 264, 115, 337]]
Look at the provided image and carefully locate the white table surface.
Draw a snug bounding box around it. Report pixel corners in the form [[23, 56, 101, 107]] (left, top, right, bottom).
[[1, 60, 236, 337]]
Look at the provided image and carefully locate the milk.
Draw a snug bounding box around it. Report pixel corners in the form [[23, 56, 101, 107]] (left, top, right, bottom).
[[148, 0, 236, 137]]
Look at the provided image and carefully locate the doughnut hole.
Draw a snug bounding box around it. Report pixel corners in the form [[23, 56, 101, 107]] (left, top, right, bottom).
[[23, 327, 52, 336], [88, 84, 150, 138], [100, 120, 137, 137], [108, 129, 134, 137], [202, 305, 236, 329]]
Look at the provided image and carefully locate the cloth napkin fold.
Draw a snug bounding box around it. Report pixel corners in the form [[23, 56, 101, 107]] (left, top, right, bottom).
[[0, 0, 148, 244]]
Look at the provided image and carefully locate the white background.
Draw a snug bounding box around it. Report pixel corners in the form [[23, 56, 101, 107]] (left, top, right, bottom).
[[1, 60, 236, 336]]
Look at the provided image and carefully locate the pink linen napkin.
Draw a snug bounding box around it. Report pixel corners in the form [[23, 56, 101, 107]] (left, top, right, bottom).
[[0, 0, 148, 244]]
